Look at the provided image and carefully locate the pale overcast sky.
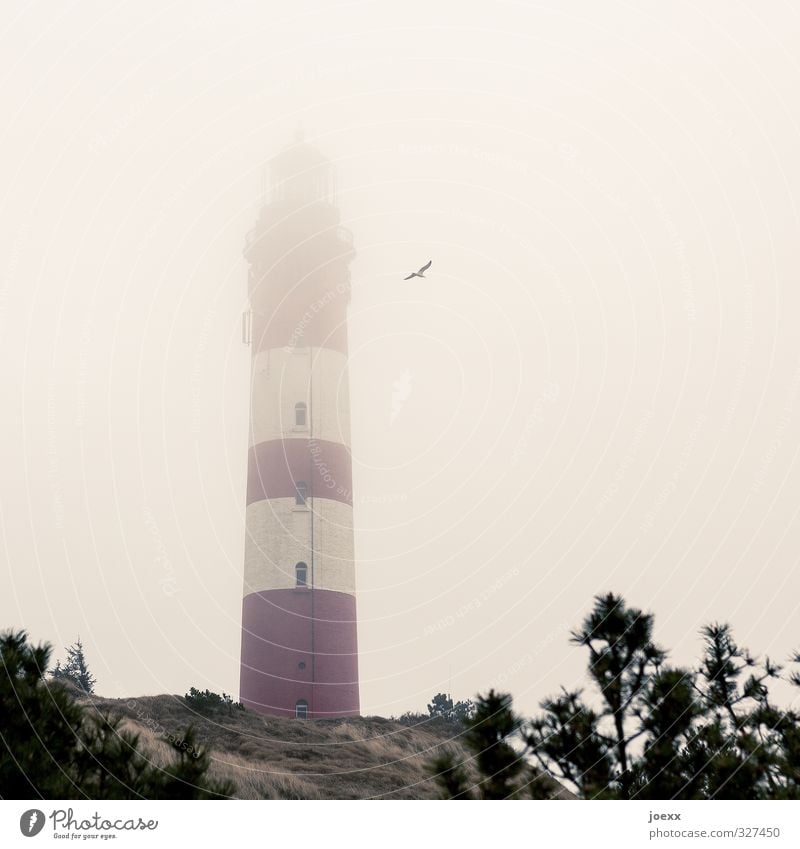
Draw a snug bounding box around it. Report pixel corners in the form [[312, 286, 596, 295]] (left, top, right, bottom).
[[1, 0, 800, 717]]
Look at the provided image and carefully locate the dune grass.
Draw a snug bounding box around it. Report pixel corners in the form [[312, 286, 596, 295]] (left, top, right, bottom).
[[79, 694, 473, 799]]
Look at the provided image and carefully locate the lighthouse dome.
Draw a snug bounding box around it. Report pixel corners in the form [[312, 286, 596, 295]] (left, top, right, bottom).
[[270, 135, 334, 207]]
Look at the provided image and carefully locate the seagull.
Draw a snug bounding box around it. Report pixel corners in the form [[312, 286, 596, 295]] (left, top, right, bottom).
[[403, 260, 432, 280]]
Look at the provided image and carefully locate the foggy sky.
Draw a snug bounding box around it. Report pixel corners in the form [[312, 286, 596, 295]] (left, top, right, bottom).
[[1, 0, 800, 718]]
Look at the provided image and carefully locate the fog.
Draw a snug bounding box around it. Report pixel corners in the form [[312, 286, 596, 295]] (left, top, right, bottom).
[[2, 0, 800, 717]]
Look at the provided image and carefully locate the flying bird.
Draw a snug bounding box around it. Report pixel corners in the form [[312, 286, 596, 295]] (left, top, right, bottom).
[[403, 260, 432, 280]]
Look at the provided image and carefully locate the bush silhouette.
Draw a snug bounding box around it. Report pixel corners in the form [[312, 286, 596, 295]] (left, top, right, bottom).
[[1, 629, 235, 799], [430, 594, 800, 800]]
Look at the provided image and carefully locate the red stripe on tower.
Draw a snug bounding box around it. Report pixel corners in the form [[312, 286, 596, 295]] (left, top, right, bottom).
[[239, 136, 359, 719], [246, 439, 353, 507]]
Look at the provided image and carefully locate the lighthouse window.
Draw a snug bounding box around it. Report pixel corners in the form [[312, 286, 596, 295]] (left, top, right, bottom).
[[295, 562, 308, 587], [295, 699, 309, 719], [295, 402, 307, 427], [295, 481, 308, 506]]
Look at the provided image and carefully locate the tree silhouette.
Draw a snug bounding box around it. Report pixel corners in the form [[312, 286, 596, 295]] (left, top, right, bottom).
[[427, 692, 475, 722], [429, 689, 557, 799], [430, 593, 800, 800], [526, 594, 800, 799], [1, 629, 234, 799], [50, 636, 96, 695]]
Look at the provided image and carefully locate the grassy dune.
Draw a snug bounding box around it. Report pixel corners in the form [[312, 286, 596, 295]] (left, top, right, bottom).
[[78, 694, 479, 799]]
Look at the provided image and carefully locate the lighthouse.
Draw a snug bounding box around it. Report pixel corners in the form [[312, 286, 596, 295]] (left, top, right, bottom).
[[239, 138, 360, 718]]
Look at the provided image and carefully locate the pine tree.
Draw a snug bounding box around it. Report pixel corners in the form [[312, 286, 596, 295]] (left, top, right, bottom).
[[525, 594, 800, 799], [1, 629, 234, 799], [427, 692, 454, 719], [429, 690, 551, 799], [427, 692, 475, 722], [51, 636, 97, 695], [430, 594, 800, 800]]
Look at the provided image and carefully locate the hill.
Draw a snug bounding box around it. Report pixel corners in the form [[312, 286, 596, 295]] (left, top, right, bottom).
[[78, 693, 569, 799]]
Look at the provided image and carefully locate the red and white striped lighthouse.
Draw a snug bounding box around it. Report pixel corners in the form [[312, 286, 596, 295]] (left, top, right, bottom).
[[239, 138, 359, 718]]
